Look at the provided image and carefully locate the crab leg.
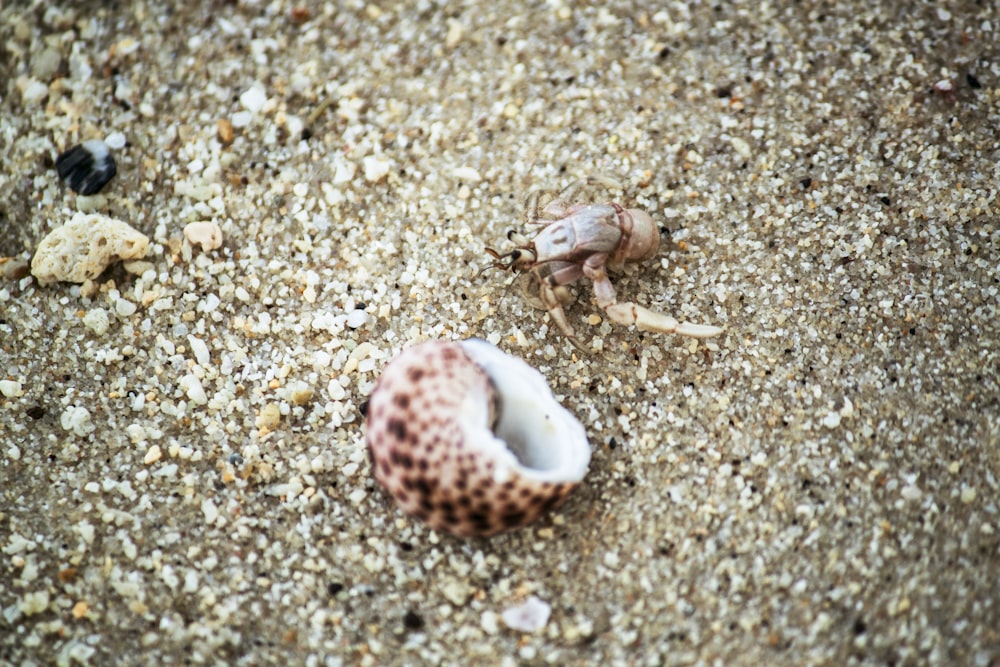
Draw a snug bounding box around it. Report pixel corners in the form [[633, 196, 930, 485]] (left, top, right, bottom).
[[583, 257, 723, 339], [539, 282, 584, 348], [604, 303, 724, 338]]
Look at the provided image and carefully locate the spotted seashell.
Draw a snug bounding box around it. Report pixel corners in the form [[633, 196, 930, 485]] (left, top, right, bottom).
[[56, 139, 117, 196], [365, 339, 591, 537]]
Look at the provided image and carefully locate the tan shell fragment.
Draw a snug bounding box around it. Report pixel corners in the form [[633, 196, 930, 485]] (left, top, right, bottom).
[[31, 213, 149, 286], [366, 339, 591, 537]]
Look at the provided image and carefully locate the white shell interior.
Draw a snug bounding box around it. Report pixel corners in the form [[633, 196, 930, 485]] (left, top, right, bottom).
[[458, 339, 591, 483]]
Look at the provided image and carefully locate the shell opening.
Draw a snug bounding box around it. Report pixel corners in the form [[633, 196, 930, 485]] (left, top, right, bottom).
[[459, 339, 591, 483]]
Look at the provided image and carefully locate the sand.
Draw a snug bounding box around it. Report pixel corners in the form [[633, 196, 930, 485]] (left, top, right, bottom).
[[1, 2, 998, 665]]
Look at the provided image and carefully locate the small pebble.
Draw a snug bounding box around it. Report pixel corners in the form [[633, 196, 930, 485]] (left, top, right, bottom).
[[0, 380, 23, 398], [71, 601, 89, 619], [257, 403, 281, 429], [115, 299, 137, 317], [82, 308, 110, 335], [17, 76, 49, 106], [451, 166, 482, 182], [183, 222, 224, 251], [501, 596, 551, 633], [104, 132, 127, 150], [217, 118, 234, 145], [240, 85, 267, 113], [363, 155, 391, 182], [0, 258, 30, 280], [56, 139, 117, 195], [346, 309, 369, 329]]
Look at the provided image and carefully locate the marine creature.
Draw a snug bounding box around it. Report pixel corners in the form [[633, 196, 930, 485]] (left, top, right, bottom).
[[365, 339, 590, 537], [486, 176, 723, 346]]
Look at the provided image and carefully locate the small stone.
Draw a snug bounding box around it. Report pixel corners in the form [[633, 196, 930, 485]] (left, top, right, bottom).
[[60, 406, 94, 437], [821, 411, 841, 429], [187, 335, 210, 366], [180, 374, 208, 405], [0, 380, 23, 398], [183, 222, 223, 251], [257, 403, 281, 429], [82, 308, 110, 335], [441, 578, 474, 606], [480, 611, 500, 635], [231, 111, 252, 128], [217, 118, 234, 145], [31, 213, 149, 286], [0, 257, 30, 280], [346, 309, 369, 329], [363, 155, 391, 182], [17, 76, 49, 106], [960, 486, 976, 504], [730, 136, 752, 158], [104, 132, 127, 150], [288, 384, 314, 406], [240, 85, 267, 113], [451, 166, 482, 183], [20, 590, 50, 616], [56, 139, 117, 195], [115, 299, 137, 317], [71, 601, 89, 619], [501, 596, 551, 633], [202, 498, 219, 524], [143, 445, 162, 465]]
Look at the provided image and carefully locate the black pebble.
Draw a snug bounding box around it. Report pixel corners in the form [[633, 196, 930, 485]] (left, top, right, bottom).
[[56, 139, 117, 195], [402, 610, 424, 631]]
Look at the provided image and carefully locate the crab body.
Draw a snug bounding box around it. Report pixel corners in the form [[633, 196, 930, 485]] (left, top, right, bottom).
[[487, 177, 723, 346]]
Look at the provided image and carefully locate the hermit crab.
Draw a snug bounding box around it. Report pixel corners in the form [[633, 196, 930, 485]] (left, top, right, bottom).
[[365, 339, 590, 537], [485, 176, 723, 346]]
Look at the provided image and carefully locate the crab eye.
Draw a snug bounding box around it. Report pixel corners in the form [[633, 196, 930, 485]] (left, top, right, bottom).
[[510, 250, 521, 261], [506, 230, 517, 241]]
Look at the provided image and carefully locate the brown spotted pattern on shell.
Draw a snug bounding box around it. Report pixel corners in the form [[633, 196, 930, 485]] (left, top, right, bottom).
[[365, 339, 591, 537]]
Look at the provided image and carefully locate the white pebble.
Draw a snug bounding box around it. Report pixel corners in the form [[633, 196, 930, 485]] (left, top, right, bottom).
[[104, 131, 127, 150], [115, 299, 137, 317], [231, 111, 253, 128], [961, 485, 977, 504], [180, 374, 208, 405], [501, 596, 551, 633], [363, 155, 391, 182], [144, 445, 162, 465], [239, 84, 267, 113], [18, 76, 49, 106], [82, 308, 110, 335], [452, 166, 482, 182], [0, 380, 23, 398], [20, 590, 50, 616], [821, 411, 841, 429], [60, 405, 94, 436], [201, 498, 219, 524], [327, 380, 346, 401], [346, 309, 369, 329], [730, 136, 752, 158], [480, 611, 500, 635], [187, 335, 211, 366], [332, 159, 355, 184]]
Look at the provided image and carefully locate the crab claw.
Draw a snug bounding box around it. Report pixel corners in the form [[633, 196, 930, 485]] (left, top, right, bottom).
[[604, 303, 723, 339]]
